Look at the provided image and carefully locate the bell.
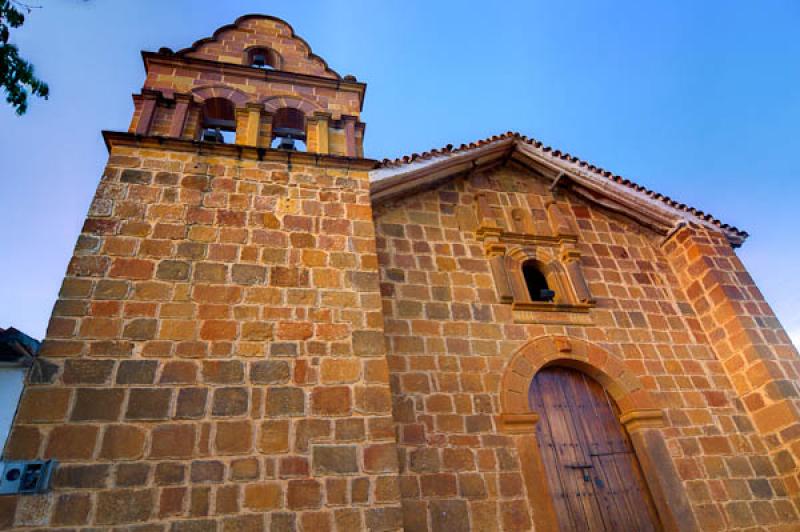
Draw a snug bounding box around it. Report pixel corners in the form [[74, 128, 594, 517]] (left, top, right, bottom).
[[202, 128, 224, 143], [539, 289, 556, 302], [252, 53, 267, 68], [277, 137, 296, 150], [273, 126, 304, 151]]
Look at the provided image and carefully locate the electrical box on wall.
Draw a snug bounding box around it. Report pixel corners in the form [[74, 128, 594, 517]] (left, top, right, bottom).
[[0, 460, 56, 495]]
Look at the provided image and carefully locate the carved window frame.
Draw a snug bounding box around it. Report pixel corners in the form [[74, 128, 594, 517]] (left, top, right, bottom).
[[475, 193, 595, 324]]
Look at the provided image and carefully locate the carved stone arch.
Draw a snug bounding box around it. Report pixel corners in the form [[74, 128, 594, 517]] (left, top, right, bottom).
[[505, 246, 569, 304], [498, 335, 697, 532], [242, 45, 283, 69], [499, 335, 660, 423], [262, 95, 321, 115], [191, 85, 250, 107]]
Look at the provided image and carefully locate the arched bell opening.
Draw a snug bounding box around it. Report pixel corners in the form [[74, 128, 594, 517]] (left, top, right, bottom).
[[522, 260, 554, 302], [271, 107, 307, 151], [245, 46, 281, 70], [199, 97, 237, 144]]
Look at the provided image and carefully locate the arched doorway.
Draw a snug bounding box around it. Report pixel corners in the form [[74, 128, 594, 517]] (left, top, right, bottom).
[[530, 366, 661, 531]]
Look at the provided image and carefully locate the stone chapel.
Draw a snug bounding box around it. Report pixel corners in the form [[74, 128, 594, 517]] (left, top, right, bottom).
[[2, 14, 800, 531]]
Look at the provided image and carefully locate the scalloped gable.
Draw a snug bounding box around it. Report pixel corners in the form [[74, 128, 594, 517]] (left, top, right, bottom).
[[178, 14, 340, 79]]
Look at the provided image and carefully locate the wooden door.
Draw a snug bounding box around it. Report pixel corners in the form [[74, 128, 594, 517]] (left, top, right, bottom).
[[530, 366, 660, 531]]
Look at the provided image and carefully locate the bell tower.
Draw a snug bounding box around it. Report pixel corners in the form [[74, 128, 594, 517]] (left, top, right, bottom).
[[2, 15, 402, 530], [131, 15, 367, 156]]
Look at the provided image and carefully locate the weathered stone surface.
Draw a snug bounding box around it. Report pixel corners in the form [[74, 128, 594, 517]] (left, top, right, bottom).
[[126, 388, 172, 420], [6, 16, 800, 532], [212, 387, 249, 416], [258, 420, 289, 454], [287, 479, 322, 510], [265, 387, 304, 417], [116, 360, 158, 384], [250, 360, 290, 384], [312, 445, 358, 475], [95, 488, 154, 525], [100, 424, 145, 460]]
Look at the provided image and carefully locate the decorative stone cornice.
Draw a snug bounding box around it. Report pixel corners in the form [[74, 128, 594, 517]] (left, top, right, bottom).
[[497, 413, 540, 434], [142, 53, 368, 111], [619, 409, 665, 433], [102, 131, 377, 170]]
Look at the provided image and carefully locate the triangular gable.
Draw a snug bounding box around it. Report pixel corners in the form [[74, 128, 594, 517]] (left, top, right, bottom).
[[370, 132, 747, 247]]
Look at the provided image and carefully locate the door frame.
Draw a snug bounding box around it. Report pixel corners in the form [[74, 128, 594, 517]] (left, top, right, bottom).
[[497, 335, 698, 532]]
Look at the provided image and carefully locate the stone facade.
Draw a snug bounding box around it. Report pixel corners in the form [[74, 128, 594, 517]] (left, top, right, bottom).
[[374, 167, 798, 530], [2, 13, 800, 532]]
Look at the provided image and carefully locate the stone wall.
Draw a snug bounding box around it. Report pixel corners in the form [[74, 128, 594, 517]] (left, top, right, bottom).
[[373, 164, 799, 531], [664, 226, 800, 506], [1, 143, 402, 531]]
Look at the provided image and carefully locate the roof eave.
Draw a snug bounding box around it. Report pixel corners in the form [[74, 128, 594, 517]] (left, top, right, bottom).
[[369, 138, 747, 247]]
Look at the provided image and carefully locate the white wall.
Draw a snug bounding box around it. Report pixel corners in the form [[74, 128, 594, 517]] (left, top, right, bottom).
[[0, 368, 26, 456]]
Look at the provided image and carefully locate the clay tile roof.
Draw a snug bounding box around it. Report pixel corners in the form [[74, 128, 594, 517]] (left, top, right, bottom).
[[376, 131, 747, 241]]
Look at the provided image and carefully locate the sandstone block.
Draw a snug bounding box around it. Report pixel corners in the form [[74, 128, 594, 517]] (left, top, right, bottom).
[[17, 388, 70, 423], [311, 386, 352, 416], [95, 488, 154, 525], [312, 445, 358, 475], [176, 387, 208, 419], [320, 358, 360, 384], [202, 360, 244, 384], [364, 443, 399, 473], [116, 360, 158, 384], [215, 420, 253, 455], [230, 457, 259, 481], [100, 425, 145, 460], [150, 424, 195, 458], [160, 360, 198, 384], [352, 330, 385, 356], [52, 464, 109, 488], [250, 360, 290, 384], [265, 387, 305, 417], [287, 479, 322, 510], [212, 387, 249, 416], [243, 483, 281, 511], [156, 260, 190, 280], [52, 493, 91, 526], [258, 420, 290, 453], [44, 425, 99, 460], [190, 460, 224, 483], [232, 264, 266, 284], [126, 388, 172, 420]]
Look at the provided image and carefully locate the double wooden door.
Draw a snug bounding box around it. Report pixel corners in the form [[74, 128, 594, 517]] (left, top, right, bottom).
[[530, 367, 660, 531]]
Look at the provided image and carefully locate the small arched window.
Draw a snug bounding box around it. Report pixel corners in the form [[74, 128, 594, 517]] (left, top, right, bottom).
[[271, 107, 306, 151], [247, 47, 280, 70], [200, 97, 236, 144], [522, 261, 554, 302]]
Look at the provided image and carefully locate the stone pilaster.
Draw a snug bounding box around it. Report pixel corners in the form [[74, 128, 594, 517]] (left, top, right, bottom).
[[664, 225, 800, 502]]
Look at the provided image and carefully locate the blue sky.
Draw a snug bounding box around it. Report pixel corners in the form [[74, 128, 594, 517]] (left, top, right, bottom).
[[1, 0, 799, 346]]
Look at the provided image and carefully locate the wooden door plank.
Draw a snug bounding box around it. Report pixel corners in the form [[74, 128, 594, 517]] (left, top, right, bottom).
[[578, 374, 640, 531], [546, 369, 607, 532], [531, 375, 579, 530], [563, 370, 623, 531], [535, 371, 593, 530], [597, 388, 661, 531]]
